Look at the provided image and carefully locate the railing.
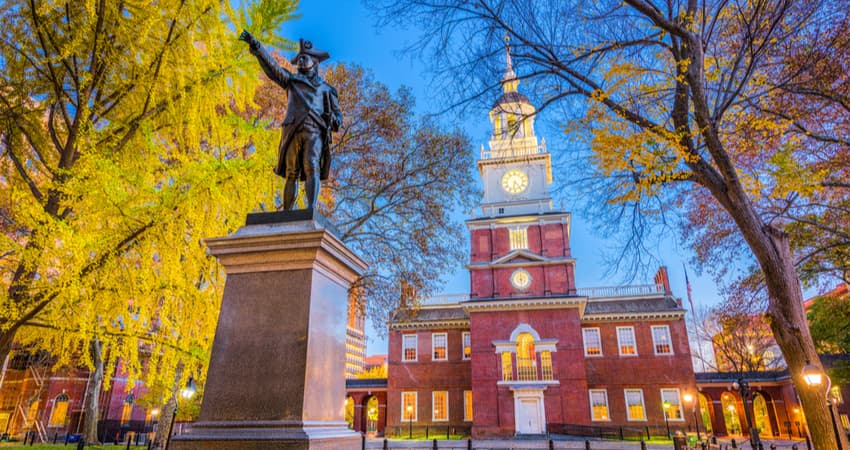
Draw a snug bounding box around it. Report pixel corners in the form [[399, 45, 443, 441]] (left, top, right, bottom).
[[578, 284, 665, 299], [481, 144, 546, 160], [420, 294, 470, 306]]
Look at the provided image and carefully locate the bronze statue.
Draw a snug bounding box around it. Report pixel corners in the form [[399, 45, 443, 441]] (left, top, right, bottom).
[[239, 31, 342, 211]]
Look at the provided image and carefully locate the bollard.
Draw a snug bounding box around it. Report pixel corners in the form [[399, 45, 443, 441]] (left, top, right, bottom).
[[467, 438, 472, 450], [549, 438, 554, 450], [770, 445, 775, 450], [76, 438, 85, 450], [805, 435, 812, 450], [127, 434, 132, 450], [619, 427, 624, 441], [433, 438, 438, 450], [731, 438, 737, 448], [641, 440, 647, 450], [361, 433, 366, 450], [383, 438, 388, 450], [585, 440, 591, 450]]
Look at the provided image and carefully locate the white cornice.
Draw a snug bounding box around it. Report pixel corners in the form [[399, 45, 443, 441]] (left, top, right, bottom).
[[462, 296, 586, 314], [390, 319, 470, 330], [467, 258, 576, 270], [581, 311, 686, 322], [467, 213, 570, 229]]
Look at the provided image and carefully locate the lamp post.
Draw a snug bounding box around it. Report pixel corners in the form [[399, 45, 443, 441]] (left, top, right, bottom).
[[732, 377, 761, 448], [683, 393, 701, 441], [802, 361, 845, 450], [165, 377, 197, 450], [662, 401, 671, 438], [406, 405, 413, 439]]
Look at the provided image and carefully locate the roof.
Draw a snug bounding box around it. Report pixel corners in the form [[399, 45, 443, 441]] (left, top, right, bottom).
[[583, 296, 683, 316], [695, 370, 790, 383], [346, 378, 388, 389], [492, 91, 531, 109], [364, 354, 387, 366], [392, 306, 469, 323]]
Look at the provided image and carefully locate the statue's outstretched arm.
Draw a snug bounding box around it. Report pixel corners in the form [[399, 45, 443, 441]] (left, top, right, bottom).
[[239, 30, 291, 89]]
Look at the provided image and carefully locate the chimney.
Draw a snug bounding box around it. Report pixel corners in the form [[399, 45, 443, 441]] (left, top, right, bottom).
[[654, 266, 672, 295]]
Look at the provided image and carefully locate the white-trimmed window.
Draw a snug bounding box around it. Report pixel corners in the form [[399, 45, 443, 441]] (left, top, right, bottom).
[[617, 327, 637, 356], [432, 391, 448, 421], [402, 392, 417, 422], [501, 352, 513, 381], [541, 351, 554, 380], [464, 391, 473, 421], [402, 335, 418, 362], [625, 389, 646, 421], [432, 333, 448, 361], [462, 332, 471, 360], [652, 325, 673, 355], [509, 227, 528, 250], [589, 389, 610, 421], [582, 328, 602, 356], [661, 388, 684, 421], [120, 394, 133, 425]]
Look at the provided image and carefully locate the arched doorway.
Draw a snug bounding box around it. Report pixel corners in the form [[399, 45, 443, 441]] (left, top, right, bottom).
[[344, 397, 354, 429], [753, 393, 773, 436], [721, 393, 741, 435], [364, 396, 379, 435], [698, 393, 713, 434]]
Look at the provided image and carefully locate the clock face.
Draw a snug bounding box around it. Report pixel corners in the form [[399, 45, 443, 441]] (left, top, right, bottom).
[[501, 169, 529, 194], [510, 268, 532, 291]]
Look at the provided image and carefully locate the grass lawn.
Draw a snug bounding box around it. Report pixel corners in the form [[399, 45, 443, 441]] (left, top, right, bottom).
[[0, 445, 134, 449]]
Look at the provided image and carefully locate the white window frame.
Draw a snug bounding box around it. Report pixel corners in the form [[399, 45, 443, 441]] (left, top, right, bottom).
[[588, 389, 610, 422], [401, 392, 417, 422], [624, 389, 647, 421], [432, 333, 448, 361], [463, 390, 473, 421], [509, 227, 528, 250], [432, 391, 449, 422], [651, 325, 673, 355], [660, 388, 685, 421], [402, 334, 418, 362], [582, 328, 603, 357], [462, 332, 471, 360], [617, 326, 638, 357]]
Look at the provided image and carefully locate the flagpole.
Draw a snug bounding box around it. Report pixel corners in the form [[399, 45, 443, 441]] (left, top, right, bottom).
[[683, 263, 706, 371]]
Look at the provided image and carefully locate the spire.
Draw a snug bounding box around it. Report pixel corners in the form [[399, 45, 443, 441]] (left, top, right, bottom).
[[501, 33, 519, 93]]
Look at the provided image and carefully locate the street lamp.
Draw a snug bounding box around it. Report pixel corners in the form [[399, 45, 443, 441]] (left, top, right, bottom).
[[683, 392, 701, 441], [662, 401, 671, 438], [165, 377, 197, 450], [406, 405, 413, 439], [802, 361, 845, 450], [732, 377, 761, 448]]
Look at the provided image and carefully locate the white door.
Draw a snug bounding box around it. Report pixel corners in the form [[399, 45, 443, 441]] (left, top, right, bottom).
[[517, 399, 541, 434]]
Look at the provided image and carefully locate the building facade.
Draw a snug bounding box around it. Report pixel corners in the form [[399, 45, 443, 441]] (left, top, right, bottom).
[[384, 43, 698, 439]]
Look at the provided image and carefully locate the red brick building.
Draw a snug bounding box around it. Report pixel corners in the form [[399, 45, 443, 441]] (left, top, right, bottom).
[[384, 42, 698, 439]]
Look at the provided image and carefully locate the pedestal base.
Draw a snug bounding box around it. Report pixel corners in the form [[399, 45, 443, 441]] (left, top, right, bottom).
[[170, 420, 360, 450]]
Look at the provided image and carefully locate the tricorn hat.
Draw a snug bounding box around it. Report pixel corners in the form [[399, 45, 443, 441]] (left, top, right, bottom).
[[291, 38, 329, 64]]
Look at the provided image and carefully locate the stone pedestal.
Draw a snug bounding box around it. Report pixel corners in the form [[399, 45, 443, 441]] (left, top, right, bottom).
[[171, 212, 366, 450]]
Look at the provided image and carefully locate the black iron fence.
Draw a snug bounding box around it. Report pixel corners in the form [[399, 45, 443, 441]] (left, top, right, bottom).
[[547, 423, 688, 441], [384, 425, 472, 439]]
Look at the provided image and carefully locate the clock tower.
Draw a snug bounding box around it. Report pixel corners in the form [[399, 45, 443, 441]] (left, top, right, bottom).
[[467, 39, 575, 300]]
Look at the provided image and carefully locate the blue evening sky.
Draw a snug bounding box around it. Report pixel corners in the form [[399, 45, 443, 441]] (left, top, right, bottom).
[[284, 1, 725, 354]]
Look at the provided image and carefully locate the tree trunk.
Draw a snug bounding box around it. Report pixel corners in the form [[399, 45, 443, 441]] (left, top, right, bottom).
[[150, 395, 177, 450], [83, 338, 104, 445]]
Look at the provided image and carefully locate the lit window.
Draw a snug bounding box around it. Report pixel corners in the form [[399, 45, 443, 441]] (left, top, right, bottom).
[[121, 394, 134, 425], [831, 386, 843, 404], [432, 391, 448, 421], [462, 332, 471, 360], [582, 328, 602, 356], [652, 326, 673, 355], [841, 414, 849, 430], [661, 388, 684, 421], [617, 327, 637, 356], [501, 352, 513, 381], [541, 351, 553, 380], [516, 333, 537, 381], [432, 333, 447, 361], [464, 391, 473, 421], [625, 389, 646, 421], [589, 390, 609, 421], [48, 393, 69, 427], [402, 335, 417, 362], [509, 228, 528, 250], [402, 392, 417, 422]]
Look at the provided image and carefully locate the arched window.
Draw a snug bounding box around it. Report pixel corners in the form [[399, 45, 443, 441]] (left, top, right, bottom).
[[516, 332, 536, 381], [698, 393, 713, 433], [48, 393, 69, 427], [721, 393, 740, 435], [753, 393, 772, 435], [120, 394, 133, 426], [344, 397, 354, 429]]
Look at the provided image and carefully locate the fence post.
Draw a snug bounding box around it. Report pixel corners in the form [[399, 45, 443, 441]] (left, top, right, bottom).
[[467, 438, 472, 450], [548, 438, 554, 450], [792, 445, 798, 450], [64, 432, 70, 445], [76, 438, 85, 450], [53, 432, 58, 444], [433, 438, 438, 450], [383, 438, 388, 450], [640, 440, 647, 450], [645, 426, 650, 440], [769, 444, 776, 450], [447, 427, 450, 440], [731, 438, 737, 448], [361, 433, 366, 450], [804, 435, 812, 450], [585, 440, 591, 450], [426, 426, 429, 440]]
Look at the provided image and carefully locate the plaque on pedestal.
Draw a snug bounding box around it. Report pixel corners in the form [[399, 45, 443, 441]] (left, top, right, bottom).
[[171, 211, 366, 450]]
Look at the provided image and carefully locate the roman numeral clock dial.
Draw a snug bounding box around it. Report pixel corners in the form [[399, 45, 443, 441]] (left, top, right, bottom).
[[501, 169, 529, 194]]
